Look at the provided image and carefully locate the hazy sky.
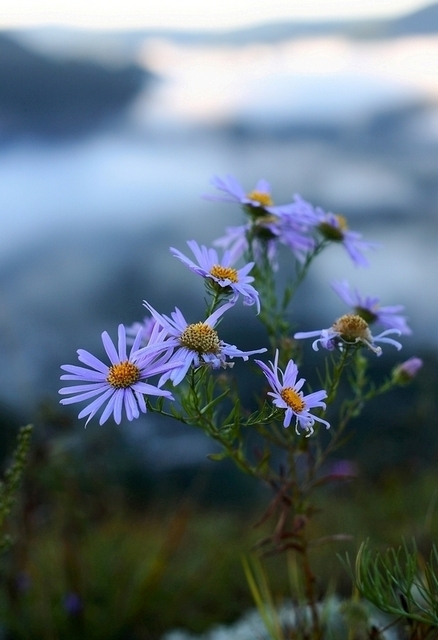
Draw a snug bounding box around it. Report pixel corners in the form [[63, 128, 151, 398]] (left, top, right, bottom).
[[0, 0, 431, 30]]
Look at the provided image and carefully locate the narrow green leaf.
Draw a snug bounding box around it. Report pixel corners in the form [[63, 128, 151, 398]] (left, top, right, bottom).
[[200, 389, 230, 415]]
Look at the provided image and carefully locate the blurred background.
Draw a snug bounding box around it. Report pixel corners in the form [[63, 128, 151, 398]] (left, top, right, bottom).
[[0, 1, 438, 637]]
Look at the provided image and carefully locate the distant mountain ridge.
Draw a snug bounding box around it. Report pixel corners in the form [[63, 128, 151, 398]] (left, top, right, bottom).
[[88, 1, 438, 46], [0, 33, 153, 139], [7, 2, 438, 65], [388, 2, 438, 35], [157, 2, 438, 44]]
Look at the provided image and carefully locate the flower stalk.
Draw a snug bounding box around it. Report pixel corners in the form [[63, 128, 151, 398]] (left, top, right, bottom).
[[58, 174, 422, 639]]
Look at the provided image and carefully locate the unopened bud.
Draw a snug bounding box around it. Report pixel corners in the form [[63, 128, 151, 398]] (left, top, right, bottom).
[[392, 357, 423, 385]]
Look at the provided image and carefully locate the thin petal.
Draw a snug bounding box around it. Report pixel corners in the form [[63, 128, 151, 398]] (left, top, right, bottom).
[[60, 386, 109, 404], [294, 330, 323, 339], [205, 301, 234, 327], [283, 409, 293, 428], [59, 382, 107, 395], [76, 351, 109, 373], [61, 364, 106, 381], [99, 392, 118, 425], [134, 390, 147, 414], [117, 324, 127, 361], [78, 388, 114, 424], [133, 382, 173, 397], [102, 331, 119, 365], [113, 390, 124, 424], [124, 390, 140, 421]]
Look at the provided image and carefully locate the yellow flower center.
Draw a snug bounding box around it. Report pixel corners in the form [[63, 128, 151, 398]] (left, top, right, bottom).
[[332, 314, 372, 343], [334, 214, 348, 231], [318, 213, 349, 242], [107, 361, 140, 389], [179, 322, 221, 354], [210, 265, 239, 283], [280, 387, 305, 413], [246, 190, 273, 207]]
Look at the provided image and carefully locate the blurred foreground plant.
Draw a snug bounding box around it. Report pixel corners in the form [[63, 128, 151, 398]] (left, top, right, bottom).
[[345, 539, 438, 639], [58, 174, 423, 639], [0, 424, 33, 554]]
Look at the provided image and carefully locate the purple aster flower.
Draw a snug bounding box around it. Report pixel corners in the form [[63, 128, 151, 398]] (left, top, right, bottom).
[[255, 350, 330, 435], [170, 240, 260, 313], [206, 178, 316, 264], [331, 280, 411, 335], [213, 224, 251, 263], [142, 300, 267, 386], [59, 324, 178, 425], [126, 315, 158, 347], [392, 356, 423, 384], [294, 314, 402, 356], [214, 222, 280, 266], [203, 174, 274, 210], [258, 212, 315, 263], [313, 207, 378, 267], [263, 194, 321, 261], [274, 193, 321, 228], [213, 215, 313, 266]]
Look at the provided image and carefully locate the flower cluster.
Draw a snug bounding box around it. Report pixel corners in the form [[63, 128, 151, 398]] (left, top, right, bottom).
[[59, 173, 419, 432], [60, 300, 267, 424], [206, 176, 376, 268], [56, 171, 426, 640]]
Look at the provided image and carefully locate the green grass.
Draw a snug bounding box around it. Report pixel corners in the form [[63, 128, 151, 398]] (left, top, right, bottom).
[[1, 452, 438, 639]]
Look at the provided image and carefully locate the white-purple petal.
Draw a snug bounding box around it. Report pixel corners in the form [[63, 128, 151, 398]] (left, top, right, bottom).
[[117, 324, 127, 361], [99, 392, 119, 425], [60, 365, 106, 382], [101, 331, 119, 365], [59, 382, 107, 395], [60, 386, 110, 404], [134, 390, 147, 413], [60, 323, 178, 425], [205, 302, 234, 328], [79, 388, 114, 425], [75, 352, 108, 374], [124, 391, 138, 421]]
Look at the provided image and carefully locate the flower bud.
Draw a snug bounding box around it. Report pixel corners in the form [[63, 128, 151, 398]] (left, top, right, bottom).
[[392, 357, 423, 385]]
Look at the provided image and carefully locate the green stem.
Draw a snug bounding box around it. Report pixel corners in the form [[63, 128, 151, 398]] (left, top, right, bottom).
[[205, 288, 223, 317], [325, 347, 352, 405]]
